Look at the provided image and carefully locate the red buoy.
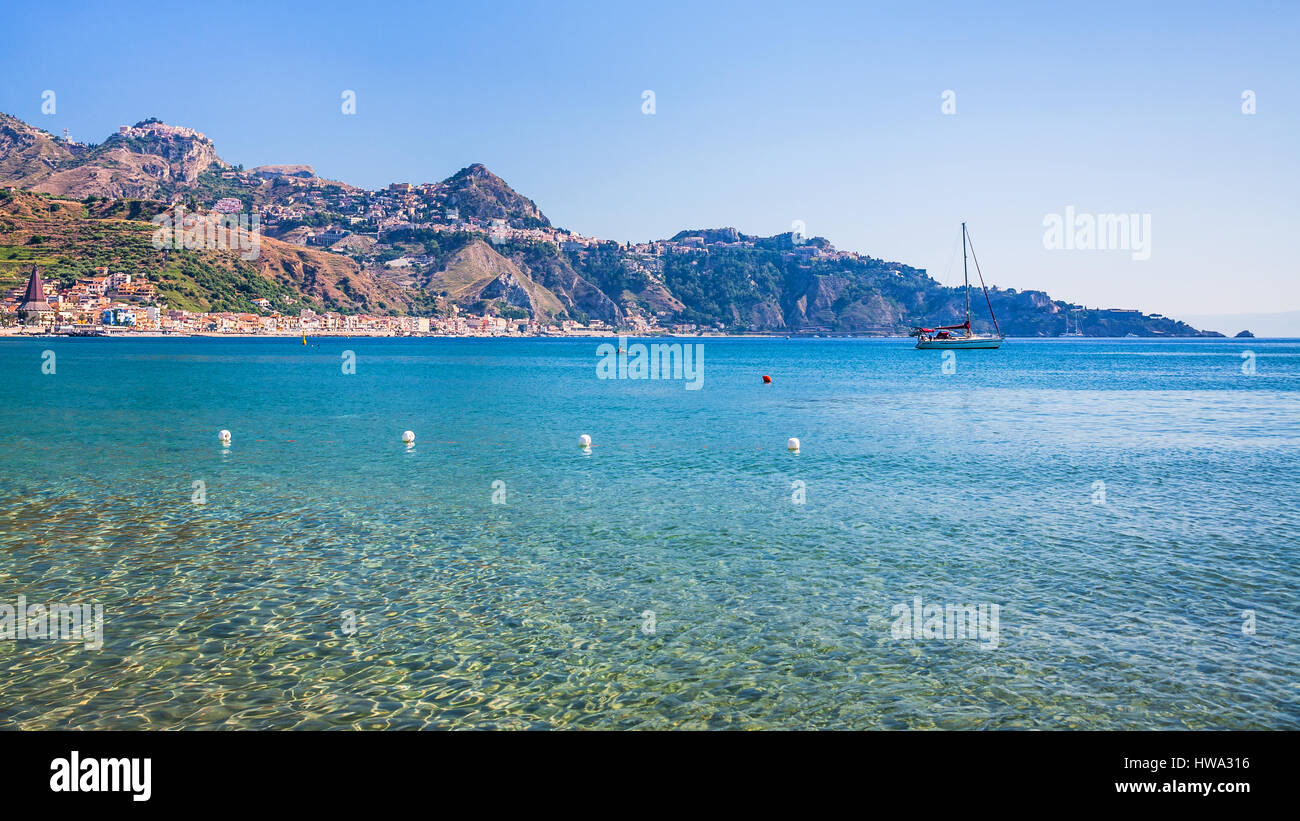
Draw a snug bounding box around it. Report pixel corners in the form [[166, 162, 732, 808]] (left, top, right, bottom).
[[762, 375, 772, 384]]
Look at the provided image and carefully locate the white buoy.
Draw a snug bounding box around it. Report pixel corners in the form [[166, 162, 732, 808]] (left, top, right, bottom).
[[219, 429, 231, 445], [787, 437, 800, 452], [578, 433, 592, 449], [402, 430, 415, 445]]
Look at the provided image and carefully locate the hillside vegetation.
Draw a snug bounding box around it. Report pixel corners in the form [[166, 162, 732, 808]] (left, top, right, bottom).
[[0, 189, 406, 314]]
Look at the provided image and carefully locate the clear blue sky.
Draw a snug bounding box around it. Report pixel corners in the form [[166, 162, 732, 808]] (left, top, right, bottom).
[[3, 0, 1296, 320]]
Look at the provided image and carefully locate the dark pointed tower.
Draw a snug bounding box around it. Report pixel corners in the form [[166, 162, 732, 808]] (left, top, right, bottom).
[[18, 266, 54, 325]]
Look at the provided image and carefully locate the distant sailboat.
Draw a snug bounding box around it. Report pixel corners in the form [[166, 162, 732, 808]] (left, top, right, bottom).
[[912, 223, 1003, 349], [1059, 309, 1084, 337]]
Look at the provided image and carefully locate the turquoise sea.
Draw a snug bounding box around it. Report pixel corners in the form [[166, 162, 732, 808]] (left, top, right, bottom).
[[1, 336, 1296, 729]]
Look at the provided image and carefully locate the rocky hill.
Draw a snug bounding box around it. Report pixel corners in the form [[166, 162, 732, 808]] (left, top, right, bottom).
[[438, 164, 549, 228], [0, 114, 229, 200], [645, 231, 1210, 336], [417, 239, 563, 319]]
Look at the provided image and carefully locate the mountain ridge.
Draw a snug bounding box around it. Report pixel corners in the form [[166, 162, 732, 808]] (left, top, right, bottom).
[[0, 113, 1217, 336]]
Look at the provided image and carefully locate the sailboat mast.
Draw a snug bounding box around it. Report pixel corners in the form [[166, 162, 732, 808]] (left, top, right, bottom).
[[962, 222, 970, 327]]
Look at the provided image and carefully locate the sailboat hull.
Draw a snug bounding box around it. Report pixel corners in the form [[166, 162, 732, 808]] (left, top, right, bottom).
[[915, 336, 1003, 349]]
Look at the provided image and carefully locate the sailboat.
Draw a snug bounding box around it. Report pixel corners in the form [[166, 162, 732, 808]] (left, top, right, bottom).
[[912, 222, 1003, 349], [1059, 309, 1084, 337]]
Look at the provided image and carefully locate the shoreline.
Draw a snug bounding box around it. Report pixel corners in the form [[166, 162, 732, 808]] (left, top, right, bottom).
[[0, 330, 1274, 341]]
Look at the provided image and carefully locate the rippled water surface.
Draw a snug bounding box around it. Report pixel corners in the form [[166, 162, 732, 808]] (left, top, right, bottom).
[[1, 337, 1297, 729]]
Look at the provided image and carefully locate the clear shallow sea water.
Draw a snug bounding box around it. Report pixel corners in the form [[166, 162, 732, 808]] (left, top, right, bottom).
[[0, 336, 1296, 730]]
